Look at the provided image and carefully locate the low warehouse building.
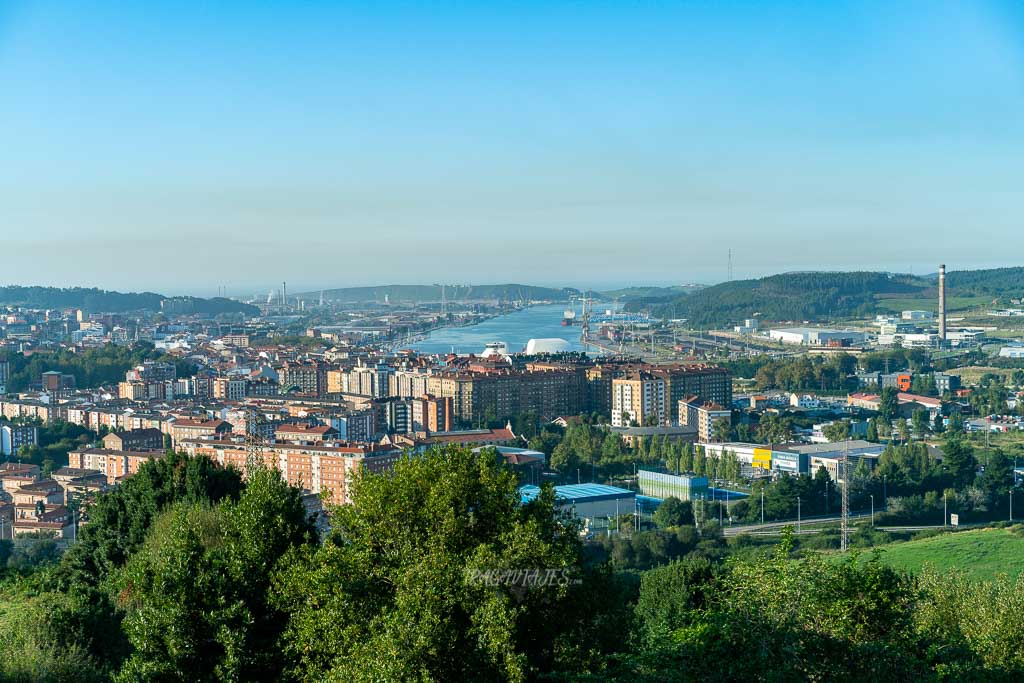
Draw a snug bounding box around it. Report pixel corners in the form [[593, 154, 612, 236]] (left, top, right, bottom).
[[519, 483, 635, 526]]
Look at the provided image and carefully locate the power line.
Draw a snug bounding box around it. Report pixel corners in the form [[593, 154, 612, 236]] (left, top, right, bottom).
[[841, 439, 850, 552], [246, 407, 266, 474]]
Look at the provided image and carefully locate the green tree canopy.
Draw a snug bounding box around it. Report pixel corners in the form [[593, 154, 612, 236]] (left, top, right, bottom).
[[271, 446, 609, 682]]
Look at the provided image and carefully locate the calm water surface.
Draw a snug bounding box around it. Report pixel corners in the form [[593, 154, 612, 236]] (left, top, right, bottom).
[[410, 304, 588, 355]]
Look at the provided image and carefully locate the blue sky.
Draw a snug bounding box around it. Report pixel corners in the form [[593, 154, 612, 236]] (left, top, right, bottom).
[[1, 1, 1022, 295]]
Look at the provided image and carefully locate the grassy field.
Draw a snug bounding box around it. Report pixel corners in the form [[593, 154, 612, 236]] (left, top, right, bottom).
[[861, 527, 1024, 581], [945, 365, 1013, 385]]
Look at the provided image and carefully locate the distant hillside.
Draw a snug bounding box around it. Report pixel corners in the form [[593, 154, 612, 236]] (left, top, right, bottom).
[[305, 284, 580, 304], [627, 266, 1024, 326], [0, 286, 258, 316], [600, 285, 705, 302], [946, 267, 1024, 298], [628, 272, 926, 326]]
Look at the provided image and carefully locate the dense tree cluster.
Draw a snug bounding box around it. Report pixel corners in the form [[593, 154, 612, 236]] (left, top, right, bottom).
[[632, 271, 925, 326], [968, 373, 1012, 415], [0, 286, 257, 315], [945, 265, 1024, 297], [629, 266, 1024, 326], [0, 342, 194, 392], [0, 448, 622, 682], [728, 349, 940, 395], [3, 440, 1024, 681], [6, 419, 98, 476], [613, 534, 1024, 682], [752, 354, 859, 392]]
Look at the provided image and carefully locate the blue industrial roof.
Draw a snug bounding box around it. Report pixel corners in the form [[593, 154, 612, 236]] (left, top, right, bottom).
[[706, 487, 750, 501], [519, 483, 635, 505], [636, 495, 663, 512]]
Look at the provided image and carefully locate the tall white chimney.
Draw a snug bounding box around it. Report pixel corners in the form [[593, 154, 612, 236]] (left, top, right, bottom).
[[938, 264, 946, 342]]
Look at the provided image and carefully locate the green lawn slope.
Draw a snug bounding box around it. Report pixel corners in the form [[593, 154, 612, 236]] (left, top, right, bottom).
[[865, 526, 1024, 581]]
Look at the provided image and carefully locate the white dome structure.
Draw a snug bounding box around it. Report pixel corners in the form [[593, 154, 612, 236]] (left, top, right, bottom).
[[524, 338, 571, 355]]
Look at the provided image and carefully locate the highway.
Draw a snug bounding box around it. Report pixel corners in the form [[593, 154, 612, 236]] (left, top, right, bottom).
[[720, 510, 873, 536]]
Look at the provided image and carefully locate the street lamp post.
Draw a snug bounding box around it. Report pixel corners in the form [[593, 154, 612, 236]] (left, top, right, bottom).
[[944, 491, 948, 528], [761, 489, 765, 525], [1011, 488, 1014, 523], [797, 497, 801, 534], [870, 494, 874, 528]]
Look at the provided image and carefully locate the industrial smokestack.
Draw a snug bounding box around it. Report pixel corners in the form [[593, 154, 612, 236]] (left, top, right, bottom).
[[938, 264, 946, 342]]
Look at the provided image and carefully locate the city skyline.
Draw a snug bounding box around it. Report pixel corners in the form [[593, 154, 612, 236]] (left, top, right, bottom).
[[2, 1, 1023, 294]]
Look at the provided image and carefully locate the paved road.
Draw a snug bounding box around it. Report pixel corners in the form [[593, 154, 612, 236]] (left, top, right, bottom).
[[721, 511, 873, 536]]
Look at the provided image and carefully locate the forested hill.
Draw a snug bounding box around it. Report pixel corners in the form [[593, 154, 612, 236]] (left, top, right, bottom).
[[0, 286, 258, 315], [628, 272, 926, 326], [945, 266, 1024, 297], [308, 283, 580, 303]]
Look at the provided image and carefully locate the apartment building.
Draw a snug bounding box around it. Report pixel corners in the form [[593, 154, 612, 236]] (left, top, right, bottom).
[[611, 373, 667, 427], [656, 365, 733, 424], [68, 448, 165, 484], [0, 462, 40, 495], [425, 366, 584, 425], [0, 422, 38, 456], [585, 361, 731, 422], [51, 467, 108, 503], [326, 369, 349, 395], [41, 371, 76, 392], [0, 399, 53, 424], [102, 427, 164, 452], [169, 418, 232, 445], [213, 376, 248, 401], [181, 439, 402, 505], [389, 369, 432, 399], [678, 396, 731, 442], [327, 410, 376, 442], [222, 334, 251, 348], [412, 394, 452, 433], [375, 397, 414, 434], [274, 423, 339, 444], [247, 377, 280, 396], [126, 361, 177, 383], [11, 478, 73, 538], [349, 363, 393, 398], [278, 361, 329, 395]]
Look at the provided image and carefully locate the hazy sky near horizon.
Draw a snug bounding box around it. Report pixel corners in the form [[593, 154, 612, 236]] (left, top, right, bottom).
[[1, 1, 1023, 296]]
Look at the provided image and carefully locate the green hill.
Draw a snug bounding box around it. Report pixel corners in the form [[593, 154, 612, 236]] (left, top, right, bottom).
[[627, 266, 1024, 326], [600, 285, 705, 301], [946, 266, 1024, 298], [861, 527, 1024, 581], [629, 271, 924, 326], [0, 286, 258, 316]]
